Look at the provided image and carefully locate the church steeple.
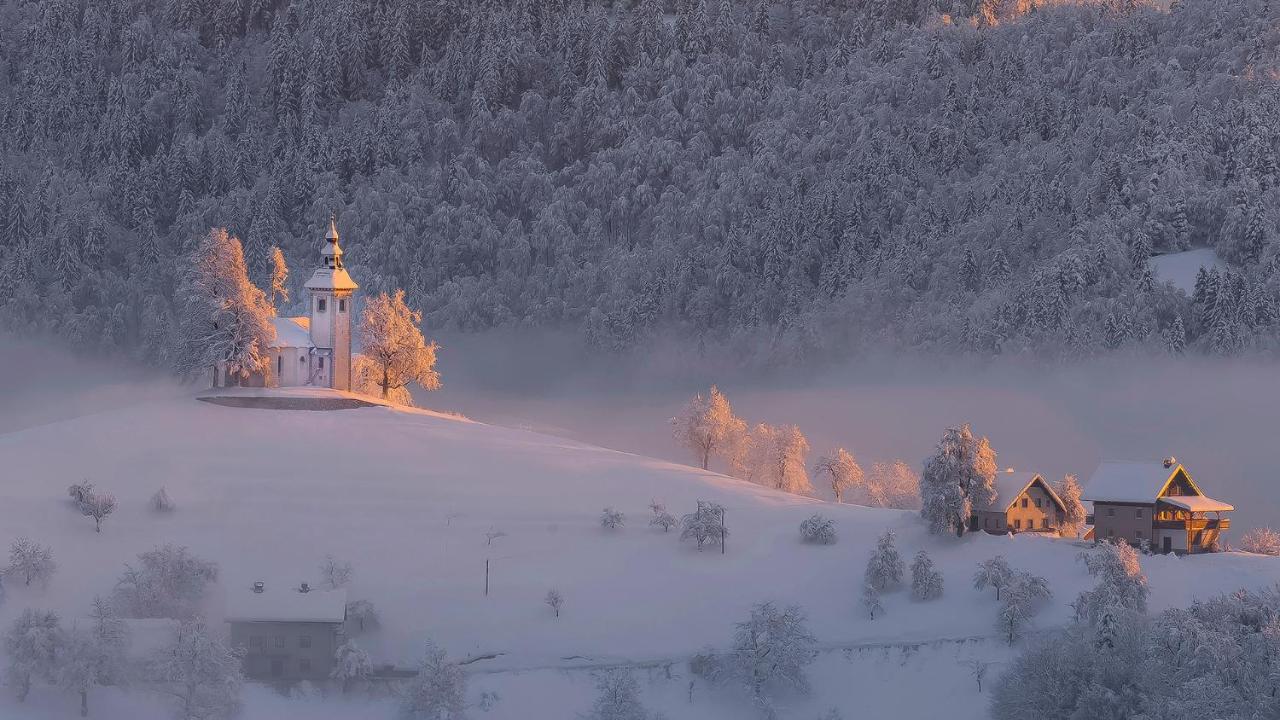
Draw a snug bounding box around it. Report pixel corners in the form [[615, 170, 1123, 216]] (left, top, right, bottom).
[[321, 213, 345, 270], [305, 216, 358, 392]]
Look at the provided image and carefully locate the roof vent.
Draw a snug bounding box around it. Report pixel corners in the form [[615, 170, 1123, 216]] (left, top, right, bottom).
[[252, 581, 265, 594], [299, 582, 311, 594], [1163, 457, 1176, 468]]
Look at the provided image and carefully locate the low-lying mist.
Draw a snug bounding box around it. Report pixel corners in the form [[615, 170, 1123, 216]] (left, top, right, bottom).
[[3, 331, 1275, 537]]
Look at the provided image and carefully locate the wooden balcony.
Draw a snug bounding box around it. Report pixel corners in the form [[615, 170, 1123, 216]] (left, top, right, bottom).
[[1153, 518, 1229, 531]]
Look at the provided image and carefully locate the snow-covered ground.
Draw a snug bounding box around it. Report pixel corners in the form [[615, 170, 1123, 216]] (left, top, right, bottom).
[[1148, 247, 1224, 293], [0, 395, 1277, 718]]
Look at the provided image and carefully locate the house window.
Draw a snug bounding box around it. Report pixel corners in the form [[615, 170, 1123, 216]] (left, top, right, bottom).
[[1021, 498, 1028, 508], [300, 356, 306, 363], [250, 636, 264, 651], [339, 299, 346, 312], [1013, 519, 1021, 530], [318, 356, 325, 369], [1042, 518, 1049, 529], [1136, 530, 1144, 538], [277, 355, 283, 374], [274, 636, 285, 650], [1136, 508, 1144, 519], [1034, 498, 1042, 509], [300, 659, 313, 674], [299, 635, 312, 649], [317, 298, 327, 312]]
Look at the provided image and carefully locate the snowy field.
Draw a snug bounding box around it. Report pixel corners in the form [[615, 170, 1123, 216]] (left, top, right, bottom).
[[1148, 247, 1224, 293], [1, 395, 1278, 718]]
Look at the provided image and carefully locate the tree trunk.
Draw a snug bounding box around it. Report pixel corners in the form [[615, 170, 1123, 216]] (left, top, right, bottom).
[[80, 689, 88, 716], [95, 518, 101, 532], [381, 365, 390, 399], [701, 445, 710, 470]]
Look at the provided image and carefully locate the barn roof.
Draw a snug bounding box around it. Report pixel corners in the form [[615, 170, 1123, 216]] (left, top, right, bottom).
[[1082, 461, 1190, 504], [979, 470, 1065, 512], [269, 316, 312, 349], [225, 582, 346, 624]]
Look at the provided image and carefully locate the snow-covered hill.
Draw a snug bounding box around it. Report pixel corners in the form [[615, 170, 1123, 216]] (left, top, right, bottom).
[[1, 396, 1277, 719]]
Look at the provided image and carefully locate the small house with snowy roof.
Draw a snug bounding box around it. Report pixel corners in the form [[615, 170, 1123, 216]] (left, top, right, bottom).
[[1083, 458, 1232, 554], [226, 580, 347, 683], [970, 470, 1067, 535]]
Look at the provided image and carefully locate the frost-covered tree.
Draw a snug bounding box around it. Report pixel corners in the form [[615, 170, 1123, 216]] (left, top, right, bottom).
[[80, 493, 117, 533], [973, 556, 1014, 601], [725, 602, 817, 699], [114, 545, 218, 619], [149, 618, 243, 720], [402, 641, 467, 720], [358, 290, 441, 402], [814, 448, 864, 503], [648, 501, 677, 533], [59, 623, 121, 717], [151, 487, 176, 513], [332, 639, 373, 694], [86, 597, 129, 686], [921, 425, 997, 536], [864, 531, 904, 593], [861, 583, 883, 620], [1073, 541, 1148, 626], [584, 670, 648, 720], [67, 481, 95, 507], [345, 599, 380, 634], [866, 460, 922, 510], [671, 386, 746, 470], [319, 555, 353, 589], [998, 572, 1051, 643], [3, 609, 61, 702], [7, 537, 56, 587], [1055, 475, 1087, 538], [267, 246, 289, 309], [545, 589, 564, 618], [600, 508, 625, 530], [175, 229, 275, 384], [680, 500, 728, 553], [799, 514, 837, 545], [1241, 528, 1280, 556], [910, 551, 943, 601], [765, 425, 813, 495]]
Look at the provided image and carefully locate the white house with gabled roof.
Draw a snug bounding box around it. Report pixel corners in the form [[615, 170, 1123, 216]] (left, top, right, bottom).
[[970, 469, 1067, 535], [1083, 458, 1233, 554], [226, 580, 347, 683]]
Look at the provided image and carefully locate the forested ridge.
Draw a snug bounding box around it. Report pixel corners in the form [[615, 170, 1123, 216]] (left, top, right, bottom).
[[1, 0, 1279, 368]]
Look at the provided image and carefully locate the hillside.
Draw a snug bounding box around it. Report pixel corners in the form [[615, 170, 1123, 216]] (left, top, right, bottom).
[[3, 0, 1280, 366], [1, 395, 1278, 718]]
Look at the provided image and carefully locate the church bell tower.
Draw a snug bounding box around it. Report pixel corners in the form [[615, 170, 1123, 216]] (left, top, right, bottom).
[[305, 216, 359, 391]]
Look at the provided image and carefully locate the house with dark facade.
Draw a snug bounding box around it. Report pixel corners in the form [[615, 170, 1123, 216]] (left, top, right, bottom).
[[970, 470, 1067, 535], [226, 581, 347, 683], [1083, 459, 1233, 554]]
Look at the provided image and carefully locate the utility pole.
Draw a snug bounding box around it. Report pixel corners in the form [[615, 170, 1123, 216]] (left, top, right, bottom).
[[484, 558, 490, 596]]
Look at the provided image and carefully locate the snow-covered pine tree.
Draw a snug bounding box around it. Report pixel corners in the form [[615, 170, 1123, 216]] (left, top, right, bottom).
[[1073, 541, 1148, 626], [998, 572, 1051, 643], [149, 618, 243, 720], [799, 514, 837, 545], [7, 537, 56, 587], [601, 507, 625, 530], [671, 386, 746, 471], [726, 602, 817, 699], [1055, 475, 1088, 538], [267, 245, 289, 310], [402, 641, 467, 720], [973, 556, 1014, 601], [920, 424, 997, 536], [331, 639, 373, 694], [357, 290, 441, 402], [910, 551, 943, 601], [864, 531, 904, 593], [813, 448, 863, 503], [3, 609, 61, 702]]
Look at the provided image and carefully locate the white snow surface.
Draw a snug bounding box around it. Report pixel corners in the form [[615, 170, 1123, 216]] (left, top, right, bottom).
[[1, 397, 1278, 718], [1148, 248, 1224, 293], [1083, 461, 1181, 503], [269, 316, 313, 349]]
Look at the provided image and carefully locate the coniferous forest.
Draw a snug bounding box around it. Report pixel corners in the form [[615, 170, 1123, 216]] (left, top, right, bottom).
[[1, 0, 1279, 368]]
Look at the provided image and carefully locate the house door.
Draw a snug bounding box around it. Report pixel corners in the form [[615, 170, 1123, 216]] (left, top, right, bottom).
[[1162, 536, 1172, 554], [270, 659, 284, 678]]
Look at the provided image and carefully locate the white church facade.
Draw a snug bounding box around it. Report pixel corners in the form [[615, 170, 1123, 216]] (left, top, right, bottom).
[[214, 218, 358, 391]]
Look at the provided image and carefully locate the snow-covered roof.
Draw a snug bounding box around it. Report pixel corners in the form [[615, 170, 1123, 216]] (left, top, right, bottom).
[[225, 583, 347, 624], [1083, 461, 1186, 503], [979, 470, 1064, 512], [270, 316, 312, 349], [304, 266, 358, 291], [1159, 495, 1234, 513]]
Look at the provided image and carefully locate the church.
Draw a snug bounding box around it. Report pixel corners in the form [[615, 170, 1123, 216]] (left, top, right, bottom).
[[213, 217, 358, 391]]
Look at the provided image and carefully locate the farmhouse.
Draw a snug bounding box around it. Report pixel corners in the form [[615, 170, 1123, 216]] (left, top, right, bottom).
[[214, 217, 358, 391], [226, 581, 347, 683], [1083, 459, 1233, 554], [970, 470, 1067, 535]]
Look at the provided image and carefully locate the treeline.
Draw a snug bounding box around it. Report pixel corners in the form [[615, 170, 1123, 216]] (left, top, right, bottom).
[[1, 0, 1280, 367]]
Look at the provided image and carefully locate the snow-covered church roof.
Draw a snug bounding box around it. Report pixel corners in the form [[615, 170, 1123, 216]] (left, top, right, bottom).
[[978, 470, 1064, 512], [225, 582, 347, 624], [269, 316, 313, 349]]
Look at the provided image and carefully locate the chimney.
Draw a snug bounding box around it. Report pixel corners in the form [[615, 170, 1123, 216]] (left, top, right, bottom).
[[253, 581, 265, 594], [1005, 467, 1015, 473], [299, 582, 311, 594], [1163, 457, 1176, 468]]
